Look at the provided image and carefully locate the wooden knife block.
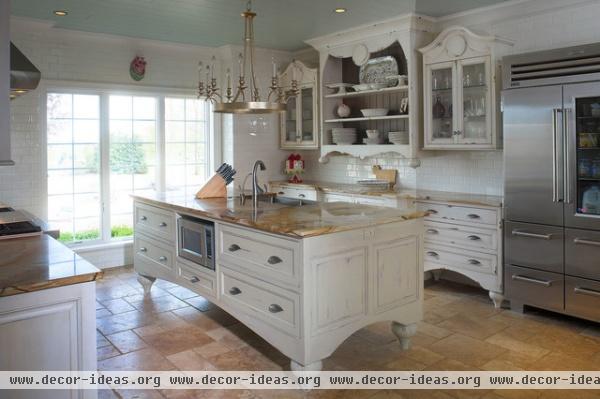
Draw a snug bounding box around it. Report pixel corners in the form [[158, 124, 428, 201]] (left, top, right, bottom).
[[372, 165, 397, 188], [196, 174, 227, 199]]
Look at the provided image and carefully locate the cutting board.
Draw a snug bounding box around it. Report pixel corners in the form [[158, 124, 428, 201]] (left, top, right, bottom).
[[372, 165, 396, 188]]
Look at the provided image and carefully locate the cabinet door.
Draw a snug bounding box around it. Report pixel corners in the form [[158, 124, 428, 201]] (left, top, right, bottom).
[[425, 61, 457, 146], [456, 56, 493, 145], [281, 89, 299, 148]]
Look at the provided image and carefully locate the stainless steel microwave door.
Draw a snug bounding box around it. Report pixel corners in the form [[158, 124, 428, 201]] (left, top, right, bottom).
[[503, 85, 564, 226], [563, 82, 600, 231]]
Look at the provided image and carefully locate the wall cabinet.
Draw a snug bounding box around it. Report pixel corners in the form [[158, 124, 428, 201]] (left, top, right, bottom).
[[279, 60, 319, 149], [420, 26, 512, 150]]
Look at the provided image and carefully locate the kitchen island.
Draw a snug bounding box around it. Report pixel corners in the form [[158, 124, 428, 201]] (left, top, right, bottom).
[[132, 192, 425, 371], [0, 234, 101, 397]]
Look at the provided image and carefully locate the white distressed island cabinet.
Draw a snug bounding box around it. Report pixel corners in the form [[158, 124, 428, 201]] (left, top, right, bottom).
[[420, 26, 512, 150], [133, 197, 424, 370]]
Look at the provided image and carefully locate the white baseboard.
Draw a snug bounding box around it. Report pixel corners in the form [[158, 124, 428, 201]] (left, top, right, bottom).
[[75, 241, 133, 269]]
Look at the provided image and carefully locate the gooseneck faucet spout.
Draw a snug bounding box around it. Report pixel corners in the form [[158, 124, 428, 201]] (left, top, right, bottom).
[[252, 160, 266, 208]]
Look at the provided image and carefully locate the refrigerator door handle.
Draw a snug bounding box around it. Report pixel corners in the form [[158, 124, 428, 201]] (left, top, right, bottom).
[[551, 108, 564, 203], [511, 229, 553, 240], [563, 107, 572, 204], [573, 237, 600, 247]]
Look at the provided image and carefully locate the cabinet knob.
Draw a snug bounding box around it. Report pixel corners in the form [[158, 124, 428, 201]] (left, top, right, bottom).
[[426, 251, 439, 257], [467, 235, 481, 241], [139, 247, 147, 253], [268, 304, 283, 313], [159, 222, 168, 227], [228, 244, 241, 252], [229, 287, 242, 295], [468, 259, 481, 265], [267, 256, 283, 265], [190, 276, 200, 283], [426, 209, 438, 215], [158, 256, 167, 262], [467, 214, 481, 219], [278, 191, 285, 195], [426, 229, 439, 235], [298, 194, 306, 198], [140, 215, 147, 221]]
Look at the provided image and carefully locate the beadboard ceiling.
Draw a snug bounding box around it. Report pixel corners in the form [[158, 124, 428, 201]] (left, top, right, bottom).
[[11, 0, 509, 50]]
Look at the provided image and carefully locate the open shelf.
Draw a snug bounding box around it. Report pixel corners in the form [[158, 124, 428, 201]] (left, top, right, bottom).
[[324, 85, 409, 99], [325, 115, 409, 123]]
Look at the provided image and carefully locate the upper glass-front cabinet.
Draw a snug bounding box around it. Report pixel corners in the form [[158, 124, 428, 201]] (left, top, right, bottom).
[[279, 61, 319, 149], [420, 27, 511, 150]]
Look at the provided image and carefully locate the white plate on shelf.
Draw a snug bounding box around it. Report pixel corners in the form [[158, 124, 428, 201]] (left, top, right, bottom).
[[361, 108, 389, 117], [359, 56, 399, 84], [326, 83, 354, 94]]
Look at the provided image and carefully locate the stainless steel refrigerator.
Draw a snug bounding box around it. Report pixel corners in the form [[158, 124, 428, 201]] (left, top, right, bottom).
[[503, 43, 600, 322]]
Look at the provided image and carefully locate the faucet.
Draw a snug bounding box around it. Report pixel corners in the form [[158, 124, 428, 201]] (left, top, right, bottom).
[[252, 160, 266, 208]]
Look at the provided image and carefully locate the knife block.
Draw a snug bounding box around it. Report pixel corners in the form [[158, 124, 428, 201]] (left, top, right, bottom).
[[196, 174, 227, 199]]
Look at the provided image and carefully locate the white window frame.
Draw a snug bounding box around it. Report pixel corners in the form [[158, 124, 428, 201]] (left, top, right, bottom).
[[43, 80, 220, 248]]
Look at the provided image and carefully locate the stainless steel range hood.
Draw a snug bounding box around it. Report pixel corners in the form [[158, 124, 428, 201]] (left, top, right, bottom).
[[9, 42, 40, 100]]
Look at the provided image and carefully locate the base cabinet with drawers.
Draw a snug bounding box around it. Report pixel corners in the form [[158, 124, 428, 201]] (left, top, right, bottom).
[[133, 199, 424, 370], [416, 199, 504, 308]]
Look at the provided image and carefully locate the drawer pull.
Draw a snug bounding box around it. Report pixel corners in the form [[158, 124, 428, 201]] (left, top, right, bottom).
[[468, 259, 481, 265], [512, 230, 553, 240], [267, 256, 283, 265], [228, 287, 242, 295], [140, 215, 147, 221], [139, 247, 148, 253], [268, 304, 283, 313], [426, 209, 438, 214], [573, 238, 600, 247], [278, 191, 285, 195], [299, 194, 306, 198], [467, 235, 481, 241], [228, 244, 241, 252], [189, 276, 200, 283], [426, 229, 438, 235], [467, 214, 481, 219], [159, 222, 167, 227], [426, 251, 439, 257], [158, 256, 167, 262], [511, 274, 552, 287], [574, 287, 600, 297]]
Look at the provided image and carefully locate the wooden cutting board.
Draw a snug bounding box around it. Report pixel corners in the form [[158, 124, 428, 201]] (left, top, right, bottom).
[[372, 165, 397, 188]]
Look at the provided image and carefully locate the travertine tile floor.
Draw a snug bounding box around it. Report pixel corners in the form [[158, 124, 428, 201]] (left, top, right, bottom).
[[95, 266, 600, 399]]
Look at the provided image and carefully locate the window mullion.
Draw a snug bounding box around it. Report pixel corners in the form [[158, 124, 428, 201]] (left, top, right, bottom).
[[99, 92, 111, 243], [157, 95, 166, 192]]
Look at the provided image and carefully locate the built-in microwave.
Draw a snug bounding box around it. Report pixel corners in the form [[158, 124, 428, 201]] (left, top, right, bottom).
[[177, 215, 215, 270]]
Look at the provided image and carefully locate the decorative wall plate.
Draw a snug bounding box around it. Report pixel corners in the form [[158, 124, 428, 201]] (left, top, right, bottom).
[[352, 44, 370, 66], [359, 56, 399, 84]]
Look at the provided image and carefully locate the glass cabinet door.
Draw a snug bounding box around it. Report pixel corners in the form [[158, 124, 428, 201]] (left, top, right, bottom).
[[300, 86, 315, 145], [283, 92, 298, 145], [427, 62, 455, 145], [457, 57, 492, 145]]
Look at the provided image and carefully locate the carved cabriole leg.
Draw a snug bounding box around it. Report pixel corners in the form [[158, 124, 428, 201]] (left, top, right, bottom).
[[290, 360, 323, 372], [431, 270, 442, 282], [489, 291, 504, 309], [391, 322, 418, 350], [137, 274, 156, 295]]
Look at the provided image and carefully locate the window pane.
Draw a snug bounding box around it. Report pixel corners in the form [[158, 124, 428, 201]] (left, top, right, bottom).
[[133, 121, 155, 142], [48, 170, 73, 195], [73, 95, 99, 119], [110, 120, 132, 142], [74, 193, 101, 218], [165, 165, 186, 189], [47, 144, 73, 169], [165, 98, 185, 120], [134, 166, 156, 190], [186, 121, 205, 142], [109, 96, 132, 119], [73, 144, 99, 169], [186, 99, 205, 121], [47, 119, 72, 144], [133, 97, 156, 120], [166, 121, 185, 142], [74, 169, 100, 194], [73, 120, 99, 143], [47, 93, 72, 119], [166, 143, 185, 165]]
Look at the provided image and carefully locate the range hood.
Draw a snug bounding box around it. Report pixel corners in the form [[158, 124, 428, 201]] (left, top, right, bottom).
[[10, 42, 41, 100]]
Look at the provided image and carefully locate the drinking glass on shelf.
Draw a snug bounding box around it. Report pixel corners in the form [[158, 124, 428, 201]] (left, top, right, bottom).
[[464, 73, 471, 87], [478, 71, 485, 86]]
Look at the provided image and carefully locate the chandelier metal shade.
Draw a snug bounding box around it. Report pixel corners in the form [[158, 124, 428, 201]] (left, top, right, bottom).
[[197, 1, 298, 114]]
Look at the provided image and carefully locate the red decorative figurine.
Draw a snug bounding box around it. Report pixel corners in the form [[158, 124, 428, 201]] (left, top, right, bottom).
[[285, 153, 304, 183]]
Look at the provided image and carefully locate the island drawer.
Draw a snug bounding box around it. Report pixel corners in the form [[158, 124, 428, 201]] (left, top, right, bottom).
[[134, 202, 175, 242], [271, 185, 318, 201], [134, 233, 175, 274], [424, 244, 497, 276], [424, 221, 497, 251], [218, 225, 299, 286], [176, 261, 216, 299], [218, 267, 300, 337], [417, 202, 498, 227]]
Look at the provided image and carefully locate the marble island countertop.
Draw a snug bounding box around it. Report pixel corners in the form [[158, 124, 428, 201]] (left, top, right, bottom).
[[0, 235, 102, 297], [270, 180, 503, 208], [133, 191, 426, 238]]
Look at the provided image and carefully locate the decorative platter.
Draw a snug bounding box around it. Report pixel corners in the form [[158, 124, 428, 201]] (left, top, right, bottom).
[[359, 56, 399, 84]]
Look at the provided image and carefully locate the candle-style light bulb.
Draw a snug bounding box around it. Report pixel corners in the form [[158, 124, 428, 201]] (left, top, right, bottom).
[[211, 55, 216, 80], [238, 53, 244, 79], [226, 68, 231, 89], [272, 57, 277, 78], [197, 61, 203, 81]]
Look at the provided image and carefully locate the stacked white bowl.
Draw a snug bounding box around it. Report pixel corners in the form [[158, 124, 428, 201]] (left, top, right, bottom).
[[388, 131, 409, 145], [332, 128, 357, 145]]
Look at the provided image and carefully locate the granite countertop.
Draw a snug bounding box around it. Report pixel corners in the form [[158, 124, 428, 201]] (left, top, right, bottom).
[[270, 180, 503, 208], [0, 235, 102, 297], [133, 191, 426, 238]]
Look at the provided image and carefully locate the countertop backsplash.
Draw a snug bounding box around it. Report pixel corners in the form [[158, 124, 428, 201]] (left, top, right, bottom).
[[300, 150, 503, 197]]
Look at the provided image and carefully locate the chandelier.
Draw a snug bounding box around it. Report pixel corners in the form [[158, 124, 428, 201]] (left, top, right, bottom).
[[197, 0, 298, 114]]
